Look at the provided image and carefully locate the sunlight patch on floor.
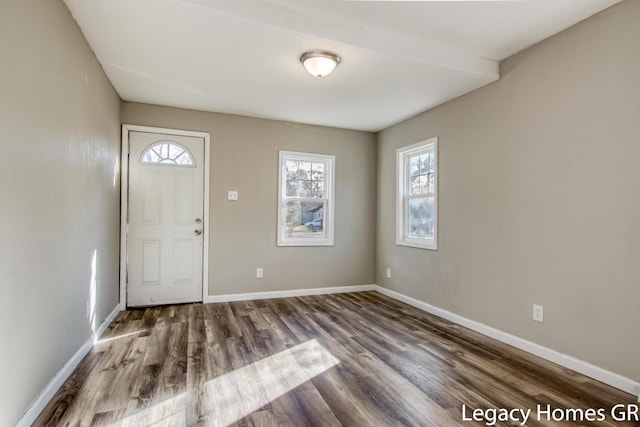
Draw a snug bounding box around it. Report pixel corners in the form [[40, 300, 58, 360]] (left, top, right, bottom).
[[116, 339, 339, 426], [120, 393, 187, 426], [200, 338, 340, 425], [94, 329, 150, 345]]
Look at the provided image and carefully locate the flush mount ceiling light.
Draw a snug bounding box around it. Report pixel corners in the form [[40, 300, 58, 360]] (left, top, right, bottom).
[[300, 50, 341, 78]]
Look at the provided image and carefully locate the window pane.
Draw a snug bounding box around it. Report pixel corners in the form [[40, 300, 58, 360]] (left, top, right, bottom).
[[426, 152, 434, 173], [301, 180, 313, 197], [298, 162, 312, 177], [410, 155, 420, 175], [175, 152, 192, 165], [168, 144, 183, 159], [410, 174, 426, 196], [312, 181, 324, 198], [311, 162, 324, 178], [282, 200, 326, 238], [426, 172, 434, 194], [143, 150, 161, 163], [285, 178, 298, 197], [286, 161, 298, 175], [407, 197, 435, 239]]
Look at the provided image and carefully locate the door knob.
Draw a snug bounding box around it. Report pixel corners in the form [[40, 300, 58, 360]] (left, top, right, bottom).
[[194, 229, 202, 236]]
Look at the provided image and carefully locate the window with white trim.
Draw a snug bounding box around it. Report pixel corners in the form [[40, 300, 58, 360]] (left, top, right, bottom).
[[278, 151, 335, 246], [397, 137, 438, 250]]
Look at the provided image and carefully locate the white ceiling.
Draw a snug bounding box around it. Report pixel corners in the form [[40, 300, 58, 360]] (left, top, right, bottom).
[[63, 0, 621, 132]]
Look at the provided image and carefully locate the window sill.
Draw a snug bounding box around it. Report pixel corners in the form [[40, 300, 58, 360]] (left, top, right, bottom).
[[396, 239, 437, 251]]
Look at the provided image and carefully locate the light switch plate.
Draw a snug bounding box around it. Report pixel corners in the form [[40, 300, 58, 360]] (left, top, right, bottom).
[[228, 191, 238, 201]]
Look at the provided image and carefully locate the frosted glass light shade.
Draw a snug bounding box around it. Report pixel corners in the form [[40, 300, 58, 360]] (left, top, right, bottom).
[[300, 51, 340, 78]]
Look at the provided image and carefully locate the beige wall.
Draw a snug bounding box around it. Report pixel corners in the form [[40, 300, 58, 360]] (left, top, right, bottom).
[[377, 0, 640, 381], [0, 0, 121, 424], [122, 103, 377, 296]]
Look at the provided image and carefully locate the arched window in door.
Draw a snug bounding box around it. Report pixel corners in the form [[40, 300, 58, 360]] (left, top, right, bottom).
[[140, 141, 195, 167]]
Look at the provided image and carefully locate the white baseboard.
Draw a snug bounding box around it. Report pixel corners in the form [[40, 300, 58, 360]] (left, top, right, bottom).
[[206, 284, 639, 396], [374, 286, 640, 397], [17, 304, 122, 427], [205, 284, 377, 304]]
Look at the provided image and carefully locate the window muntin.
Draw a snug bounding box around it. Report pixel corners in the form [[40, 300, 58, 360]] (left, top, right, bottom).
[[140, 141, 195, 167], [397, 138, 438, 250], [278, 151, 335, 246]]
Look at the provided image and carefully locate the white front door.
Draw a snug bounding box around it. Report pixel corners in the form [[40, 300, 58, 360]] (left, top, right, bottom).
[[126, 130, 204, 307]]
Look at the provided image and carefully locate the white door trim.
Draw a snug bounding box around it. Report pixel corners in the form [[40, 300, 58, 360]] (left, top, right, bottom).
[[120, 124, 211, 309]]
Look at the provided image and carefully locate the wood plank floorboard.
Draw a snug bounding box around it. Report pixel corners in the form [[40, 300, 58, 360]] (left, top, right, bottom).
[[34, 291, 637, 426]]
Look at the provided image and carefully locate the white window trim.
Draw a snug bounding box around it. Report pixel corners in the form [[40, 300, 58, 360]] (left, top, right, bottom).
[[396, 137, 438, 250], [277, 150, 335, 247]]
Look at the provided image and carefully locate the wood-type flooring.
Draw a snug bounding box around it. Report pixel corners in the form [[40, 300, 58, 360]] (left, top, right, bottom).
[[35, 291, 637, 426]]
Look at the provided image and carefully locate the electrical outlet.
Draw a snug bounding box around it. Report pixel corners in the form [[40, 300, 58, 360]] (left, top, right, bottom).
[[386, 268, 391, 279], [256, 268, 263, 279], [533, 304, 544, 322], [228, 191, 238, 201]]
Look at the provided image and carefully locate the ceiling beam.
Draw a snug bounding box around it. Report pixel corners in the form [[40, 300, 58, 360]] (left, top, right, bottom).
[[173, 0, 499, 80]]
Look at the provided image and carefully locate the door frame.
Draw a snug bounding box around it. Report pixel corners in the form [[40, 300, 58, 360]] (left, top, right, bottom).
[[120, 124, 211, 309]]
